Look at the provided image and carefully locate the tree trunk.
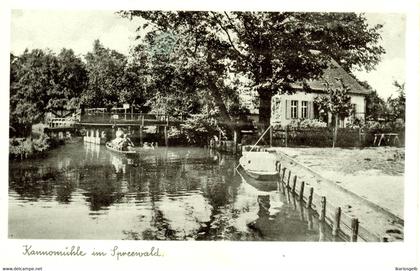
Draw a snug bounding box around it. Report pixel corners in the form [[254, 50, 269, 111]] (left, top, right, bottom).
[[333, 113, 339, 148], [258, 89, 273, 130], [207, 79, 234, 137]]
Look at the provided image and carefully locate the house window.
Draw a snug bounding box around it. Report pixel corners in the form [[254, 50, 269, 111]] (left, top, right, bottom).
[[301, 101, 308, 119], [291, 100, 298, 119]]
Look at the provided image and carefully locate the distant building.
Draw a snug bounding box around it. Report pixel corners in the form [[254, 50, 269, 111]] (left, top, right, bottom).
[[241, 59, 371, 127]]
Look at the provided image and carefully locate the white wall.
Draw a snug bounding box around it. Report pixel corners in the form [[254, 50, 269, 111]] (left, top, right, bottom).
[[271, 91, 366, 126]]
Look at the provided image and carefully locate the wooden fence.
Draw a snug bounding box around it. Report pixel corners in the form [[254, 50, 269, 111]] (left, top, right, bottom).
[[275, 162, 385, 242], [241, 127, 405, 148]]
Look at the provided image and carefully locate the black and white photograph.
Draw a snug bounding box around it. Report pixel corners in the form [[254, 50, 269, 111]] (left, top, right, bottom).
[[0, 1, 419, 270]]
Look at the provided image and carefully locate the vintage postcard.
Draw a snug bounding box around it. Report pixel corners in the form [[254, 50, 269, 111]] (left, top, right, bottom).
[[0, 0, 419, 270]]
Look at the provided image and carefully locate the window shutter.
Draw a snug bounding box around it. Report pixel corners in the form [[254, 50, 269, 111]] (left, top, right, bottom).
[[308, 101, 314, 119], [286, 100, 290, 119]]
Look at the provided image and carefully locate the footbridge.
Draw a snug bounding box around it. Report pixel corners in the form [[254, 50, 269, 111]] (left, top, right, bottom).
[[44, 110, 186, 146]]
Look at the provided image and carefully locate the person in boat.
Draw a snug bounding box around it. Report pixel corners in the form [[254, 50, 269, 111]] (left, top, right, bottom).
[[142, 142, 154, 149], [123, 134, 134, 150], [111, 128, 134, 151]]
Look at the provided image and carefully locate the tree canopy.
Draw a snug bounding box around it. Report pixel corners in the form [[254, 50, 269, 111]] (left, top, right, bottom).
[[10, 49, 88, 135], [10, 11, 387, 139], [121, 11, 385, 128]]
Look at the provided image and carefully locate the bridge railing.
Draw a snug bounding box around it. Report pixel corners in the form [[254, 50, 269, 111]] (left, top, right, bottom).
[[80, 112, 184, 125], [48, 118, 76, 128]]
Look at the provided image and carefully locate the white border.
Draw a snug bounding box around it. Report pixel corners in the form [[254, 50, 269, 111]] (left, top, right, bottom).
[[0, 0, 419, 270]]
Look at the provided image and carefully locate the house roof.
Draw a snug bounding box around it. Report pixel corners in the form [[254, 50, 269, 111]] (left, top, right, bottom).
[[289, 59, 371, 96]]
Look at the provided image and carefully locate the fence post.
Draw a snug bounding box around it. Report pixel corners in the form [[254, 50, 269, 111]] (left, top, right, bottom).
[[233, 130, 238, 155], [306, 187, 314, 209], [351, 218, 359, 242], [299, 181, 305, 201], [319, 196, 326, 222], [292, 175, 297, 194], [281, 167, 286, 183], [270, 126, 273, 147], [332, 207, 341, 236], [287, 170, 291, 188], [164, 126, 168, 147]]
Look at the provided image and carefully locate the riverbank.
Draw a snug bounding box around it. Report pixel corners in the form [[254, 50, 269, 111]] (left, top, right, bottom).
[[277, 147, 404, 218], [270, 146, 404, 241]]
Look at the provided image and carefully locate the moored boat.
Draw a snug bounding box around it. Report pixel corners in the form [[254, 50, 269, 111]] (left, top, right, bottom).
[[239, 151, 279, 181]]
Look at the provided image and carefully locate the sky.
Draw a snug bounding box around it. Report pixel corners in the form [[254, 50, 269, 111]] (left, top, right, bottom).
[[10, 10, 406, 99]]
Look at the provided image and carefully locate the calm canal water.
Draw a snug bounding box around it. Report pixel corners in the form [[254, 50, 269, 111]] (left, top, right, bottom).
[[9, 143, 339, 241]]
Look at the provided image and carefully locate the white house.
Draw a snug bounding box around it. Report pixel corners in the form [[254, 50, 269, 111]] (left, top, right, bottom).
[[242, 59, 370, 127]]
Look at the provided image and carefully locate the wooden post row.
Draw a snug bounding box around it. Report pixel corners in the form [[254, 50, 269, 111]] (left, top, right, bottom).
[[332, 207, 341, 236], [351, 218, 359, 242], [299, 181, 305, 201], [292, 175, 297, 194], [306, 187, 314, 209], [319, 196, 326, 222], [281, 168, 286, 183]]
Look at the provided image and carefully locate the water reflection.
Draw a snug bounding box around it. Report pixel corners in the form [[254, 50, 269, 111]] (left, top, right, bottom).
[[9, 143, 341, 241]]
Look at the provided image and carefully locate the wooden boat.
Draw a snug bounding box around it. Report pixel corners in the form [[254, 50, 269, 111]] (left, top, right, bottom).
[[239, 151, 279, 181], [237, 167, 278, 191], [105, 142, 137, 155]]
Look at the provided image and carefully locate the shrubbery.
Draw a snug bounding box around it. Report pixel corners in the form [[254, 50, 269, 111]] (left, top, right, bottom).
[[179, 113, 218, 145], [288, 118, 328, 128], [9, 133, 54, 160]]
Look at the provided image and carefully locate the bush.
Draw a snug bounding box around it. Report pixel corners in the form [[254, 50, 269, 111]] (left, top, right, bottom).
[[180, 113, 218, 145], [286, 127, 332, 147], [288, 118, 327, 128], [9, 133, 52, 160]]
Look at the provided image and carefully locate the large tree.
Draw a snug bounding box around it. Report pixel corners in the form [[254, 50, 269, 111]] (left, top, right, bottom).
[[314, 79, 353, 147], [10, 48, 88, 136], [10, 49, 59, 135], [82, 40, 128, 108], [122, 11, 384, 129], [47, 48, 88, 117], [81, 40, 150, 111], [386, 81, 405, 122], [120, 11, 248, 130], [366, 89, 387, 121]]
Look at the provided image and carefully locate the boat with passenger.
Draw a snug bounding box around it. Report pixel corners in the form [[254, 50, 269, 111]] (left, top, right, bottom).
[[106, 128, 136, 155], [105, 141, 136, 155]]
